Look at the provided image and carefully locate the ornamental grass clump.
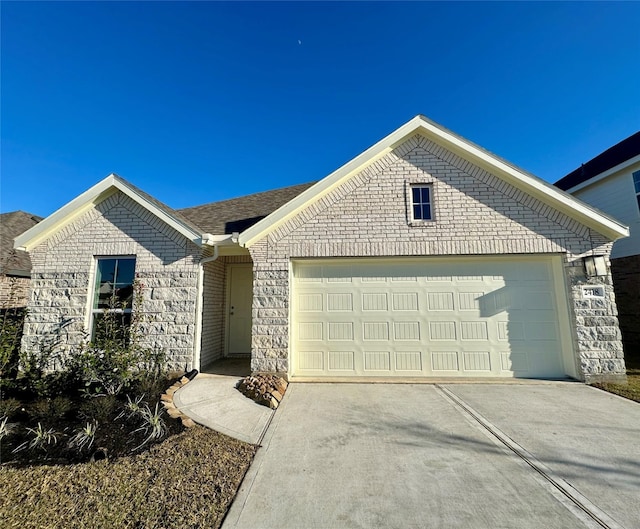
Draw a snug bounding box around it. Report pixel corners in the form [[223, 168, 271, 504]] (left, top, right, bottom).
[[68, 421, 98, 453], [133, 403, 168, 451], [12, 422, 58, 454]]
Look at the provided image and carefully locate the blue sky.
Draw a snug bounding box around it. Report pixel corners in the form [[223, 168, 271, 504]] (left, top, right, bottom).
[[2, 1, 639, 217]]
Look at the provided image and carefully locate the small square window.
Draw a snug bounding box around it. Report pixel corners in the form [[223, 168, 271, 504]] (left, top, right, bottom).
[[411, 185, 432, 221]]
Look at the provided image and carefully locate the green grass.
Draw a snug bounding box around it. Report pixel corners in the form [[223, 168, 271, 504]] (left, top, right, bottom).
[[592, 368, 640, 403], [0, 426, 257, 529]]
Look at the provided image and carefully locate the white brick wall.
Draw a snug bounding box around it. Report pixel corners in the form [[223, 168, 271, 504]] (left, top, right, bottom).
[[249, 134, 625, 381], [22, 192, 202, 369]]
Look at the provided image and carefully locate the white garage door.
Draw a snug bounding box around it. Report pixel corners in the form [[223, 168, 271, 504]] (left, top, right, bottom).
[[291, 257, 572, 379]]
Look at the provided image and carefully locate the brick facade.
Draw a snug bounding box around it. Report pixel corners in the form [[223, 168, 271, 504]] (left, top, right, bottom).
[[248, 134, 625, 381], [0, 275, 31, 308], [22, 192, 202, 369]]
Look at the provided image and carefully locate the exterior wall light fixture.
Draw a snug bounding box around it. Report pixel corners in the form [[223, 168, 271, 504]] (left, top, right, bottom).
[[583, 255, 607, 277]]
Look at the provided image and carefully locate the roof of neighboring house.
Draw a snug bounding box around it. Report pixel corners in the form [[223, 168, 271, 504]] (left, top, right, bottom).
[[555, 131, 640, 191], [1, 211, 43, 276], [178, 182, 317, 234]]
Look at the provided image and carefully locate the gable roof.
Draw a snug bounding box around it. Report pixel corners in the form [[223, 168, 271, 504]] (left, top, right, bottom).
[[554, 131, 640, 192], [14, 174, 216, 252], [179, 182, 316, 234], [1, 211, 43, 276], [238, 115, 630, 247]]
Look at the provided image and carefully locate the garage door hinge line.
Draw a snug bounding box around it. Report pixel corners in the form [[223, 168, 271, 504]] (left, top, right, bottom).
[[434, 385, 625, 529]]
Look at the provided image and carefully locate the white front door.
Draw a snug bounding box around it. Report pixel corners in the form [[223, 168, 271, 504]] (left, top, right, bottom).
[[226, 264, 253, 355]]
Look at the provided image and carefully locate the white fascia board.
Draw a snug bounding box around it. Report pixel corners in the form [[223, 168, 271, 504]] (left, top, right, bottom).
[[15, 174, 208, 251], [416, 119, 630, 241], [239, 116, 629, 246], [238, 117, 425, 247], [563, 154, 640, 194]]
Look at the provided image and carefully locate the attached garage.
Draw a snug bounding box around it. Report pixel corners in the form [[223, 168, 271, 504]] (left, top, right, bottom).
[[292, 256, 575, 379], [239, 116, 629, 383]]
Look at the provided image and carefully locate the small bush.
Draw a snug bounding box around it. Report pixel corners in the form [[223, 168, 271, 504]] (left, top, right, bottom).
[[79, 395, 119, 424], [29, 397, 74, 423], [0, 304, 25, 386], [0, 397, 21, 419]]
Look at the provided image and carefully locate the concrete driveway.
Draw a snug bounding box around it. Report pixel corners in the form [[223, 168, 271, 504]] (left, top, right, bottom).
[[223, 383, 639, 529]]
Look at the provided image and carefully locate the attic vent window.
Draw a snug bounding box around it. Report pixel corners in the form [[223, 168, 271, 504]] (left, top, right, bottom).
[[634, 170, 640, 213], [411, 185, 432, 221]]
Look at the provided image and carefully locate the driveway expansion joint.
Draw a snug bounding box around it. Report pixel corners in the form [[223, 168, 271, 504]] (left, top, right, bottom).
[[435, 385, 626, 529]]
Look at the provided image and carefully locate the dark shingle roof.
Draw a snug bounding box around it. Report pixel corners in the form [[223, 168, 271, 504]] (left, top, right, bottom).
[[110, 173, 208, 235], [555, 131, 640, 191], [0, 211, 43, 276], [178, 182, 317, 234]]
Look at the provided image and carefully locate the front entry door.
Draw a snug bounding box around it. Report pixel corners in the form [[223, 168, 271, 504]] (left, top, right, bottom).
[[226, 264, 253, 355]]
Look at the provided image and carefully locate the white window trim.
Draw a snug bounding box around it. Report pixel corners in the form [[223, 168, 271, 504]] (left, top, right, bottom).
[[407, 183, 435, 224], [89, 256, 136, 341]]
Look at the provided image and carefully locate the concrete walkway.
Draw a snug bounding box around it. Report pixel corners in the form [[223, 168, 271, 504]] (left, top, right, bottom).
[[223, 382, 640, 529], [173, 372, 274, 445]]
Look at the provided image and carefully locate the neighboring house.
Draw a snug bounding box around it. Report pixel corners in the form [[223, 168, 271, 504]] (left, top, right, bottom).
[[15, 116, 630, 383], [0, 211, 42, 307], [555, 131, 640, 360]]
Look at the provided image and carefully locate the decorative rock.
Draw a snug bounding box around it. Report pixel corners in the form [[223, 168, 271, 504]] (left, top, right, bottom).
[[236, 373, 289, 409], [181, 417, 196, 428]]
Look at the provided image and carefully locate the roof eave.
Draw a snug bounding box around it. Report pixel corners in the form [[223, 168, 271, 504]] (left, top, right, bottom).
[[238, 116, 629, 247], [561, 154, 640, 194], [14, 174, 210, 252]]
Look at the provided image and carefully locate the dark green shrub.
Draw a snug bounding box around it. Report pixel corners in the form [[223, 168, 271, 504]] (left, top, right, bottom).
[[0, 306, 25, 394], [29, 397, 74, 423], [0, 397, 21, 419], [79, 395, 119, 424]]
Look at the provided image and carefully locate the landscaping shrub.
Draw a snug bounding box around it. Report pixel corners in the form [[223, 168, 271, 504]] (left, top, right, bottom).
[[0, 306, 25, 394], [0, 277, 181, 466]]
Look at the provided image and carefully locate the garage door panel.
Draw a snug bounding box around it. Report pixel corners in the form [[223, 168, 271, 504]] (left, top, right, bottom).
[[431, 351, 460, 371], [463, 351, 492, 371], [328, 351, 354, 371], [364, 351, 391, 371], [362, 293, 388, 311], [501, 352, 529, 373], [392, 292, 419, 311], [396, 351, 423, 371], [429, 321, 457, 340], [292, 258, 568, 379]]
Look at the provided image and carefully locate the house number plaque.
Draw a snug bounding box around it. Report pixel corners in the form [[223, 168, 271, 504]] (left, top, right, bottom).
[[581, 285, 605, 299]]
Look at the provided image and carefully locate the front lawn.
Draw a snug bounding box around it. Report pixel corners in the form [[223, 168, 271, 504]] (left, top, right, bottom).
[[592, 368, 640, 403], [0, 425, 257, 529]]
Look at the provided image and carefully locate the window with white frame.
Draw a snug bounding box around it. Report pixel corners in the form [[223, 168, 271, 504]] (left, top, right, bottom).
[[91, 257, 136, 344], [410, 185, 432, 221], [634, 170, 640, 213]]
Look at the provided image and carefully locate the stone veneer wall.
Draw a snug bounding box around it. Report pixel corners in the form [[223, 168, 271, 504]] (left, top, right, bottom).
[[248, 134, 626, 381], [0, 276, 31, 308], [611, 254, 640, 366], [22, 192, 202, 370]]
